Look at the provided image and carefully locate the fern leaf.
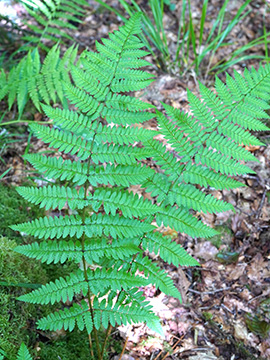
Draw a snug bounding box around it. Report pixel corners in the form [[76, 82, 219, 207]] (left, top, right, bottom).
[[181, 163, 244, 189], [11, 214, 155, 240], [16, 185, 87, 210], [16, 343, 32, 360], [156, 111, 197, 162], [142, 173, 171, 203], [18, 268, 148, 304], [168, 183, 234, 214], [94, 123, 156, 146], [14, 239, 139, 264], [143, 232, 199, 267], [21, 0, 87, 49], [195, 147, 255, 175], [38, 297, 162, 335], [37, 300, 93, 332], [30, 124, 93, 161], [41, 105, 93, 135], [147, 139, 184, 181], [91, 188, 159, 218], [25, 154, 155, 187], [132, 255, 181, 300], [156, 206, 218, 238]]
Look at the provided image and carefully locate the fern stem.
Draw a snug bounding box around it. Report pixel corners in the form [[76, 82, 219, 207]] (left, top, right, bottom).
[[81, 153, 102, 359], [100, 324, 113, 358], [118, 328, 130, 360], [100, 251, 140, 357], [88, 333, 94, 358], [0, 120, 51, 126], [82, 256, 102, 359]]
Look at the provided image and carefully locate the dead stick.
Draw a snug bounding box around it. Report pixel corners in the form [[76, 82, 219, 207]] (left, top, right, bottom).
[[119, 326, 131, 360], [153, 334, 185, 360]]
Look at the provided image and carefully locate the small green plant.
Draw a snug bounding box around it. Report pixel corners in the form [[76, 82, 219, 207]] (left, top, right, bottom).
[[0, 237, 47, 357], [19, 0, 88, 51], [95, 0, 270, 75], [0, 183, 44, 240], [0, 45, 78, 118], [11, 13, 269, 359], [0, 343, 32, 360]]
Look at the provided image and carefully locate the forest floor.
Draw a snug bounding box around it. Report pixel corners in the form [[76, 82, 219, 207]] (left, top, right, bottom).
[[1, 0, 270, 359]]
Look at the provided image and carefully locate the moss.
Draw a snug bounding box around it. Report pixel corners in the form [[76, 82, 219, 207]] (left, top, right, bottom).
[[37, 331, 94, 360], [0, 237, 49, 357], [208, 225, 233, 249], [0, 237, 90, 359], [0, 183, 118, 359], [0, 183, 44, 241]]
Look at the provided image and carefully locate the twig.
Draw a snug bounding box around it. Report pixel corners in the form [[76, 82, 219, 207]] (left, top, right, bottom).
[[118, 326, 131, 360], [101, 325, 112, 358], [188, 287, 231, 295], [161, 334, 185, 360], [153, 334, 185, 360], [88, 333, 94, 358], [255, 187, 268, 219], [221, 303, 234, 314]]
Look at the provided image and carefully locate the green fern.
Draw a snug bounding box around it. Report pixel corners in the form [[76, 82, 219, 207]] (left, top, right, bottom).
[[11, 13, 268, 359], [20, 0, 87, 51], [0, 45, 77, 116]]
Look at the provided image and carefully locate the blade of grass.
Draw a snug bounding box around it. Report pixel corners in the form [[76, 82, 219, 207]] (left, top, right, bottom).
[[0, 167, 12, 180], [205, 0, 230, 45], [188, 0, 198, 72], [0, 281, 42, 289], [195, 0, 251, 72], [92, 0, 125, 20], [210, 30, 270, 73], [263, 7, 269, 59], [199, 0, 208, 48], [212, 54, 267, 74]]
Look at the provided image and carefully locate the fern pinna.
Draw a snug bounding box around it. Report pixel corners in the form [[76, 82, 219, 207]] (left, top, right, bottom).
[[11, 13, 268, 359], [0, 45, 77, 117], [20, 0, 87, 51]]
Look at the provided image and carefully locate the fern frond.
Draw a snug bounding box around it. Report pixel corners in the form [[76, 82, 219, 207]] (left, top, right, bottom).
[[14, 238, 139, 264], [182, 164, 245, 190], [37, 300, 93, 332], [156, 206, 218, 238], [13, 14, 268, 350], [94, 123, 156, 146], [168, 183, 234, 214], [18, 268, 148, 304], [30, 124, 94, 161], [21, 0, 87, 49], [11, 213, 155, 240], [147, 139, 184, 181], [143, 232, 199, 267], [91, 188, 159, 218], [1, 45, 77, 115], [132, 255, 181, 301], [16, 185, 87, 210], [25, 154, 155, 187], [195, 147, 255, 175], [16, 343, 32, 360], [37, 296, 162, 335], [142, 173, 171, 202], [41, 104, 93, 135]]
